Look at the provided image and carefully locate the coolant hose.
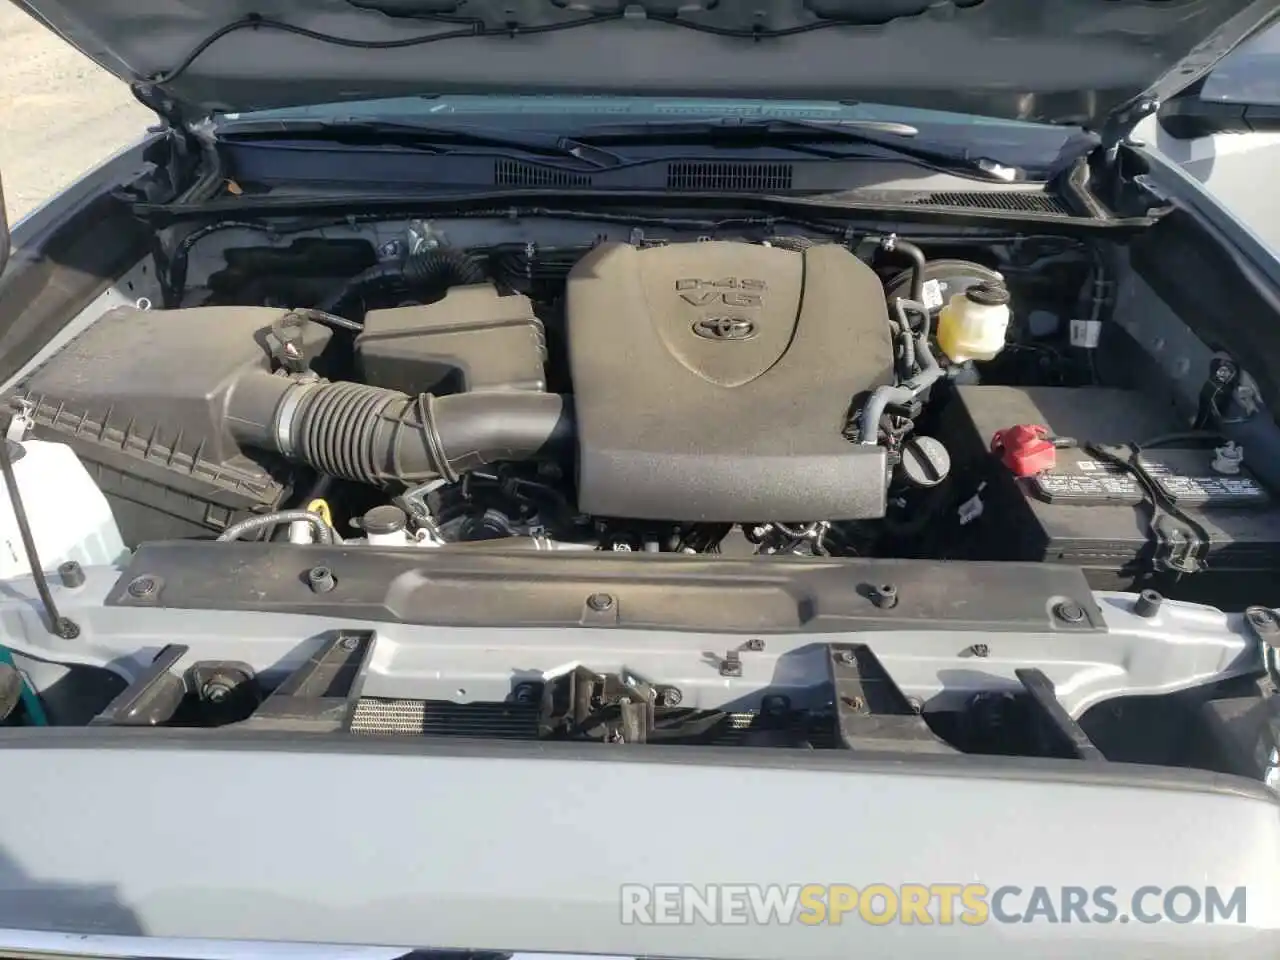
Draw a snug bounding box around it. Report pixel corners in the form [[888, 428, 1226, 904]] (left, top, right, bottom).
[[217, 510, 337, 544], [228, 372, 573, 486], [858, 299, 943, 444]]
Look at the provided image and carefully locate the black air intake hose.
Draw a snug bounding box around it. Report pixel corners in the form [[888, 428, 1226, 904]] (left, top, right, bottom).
[[318, 246, 485, 316], [228, 372, 572, 486], [403, 246, 486, 290], [316, 263, 404, 315]]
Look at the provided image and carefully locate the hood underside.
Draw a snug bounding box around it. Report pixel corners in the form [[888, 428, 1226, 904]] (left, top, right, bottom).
[[12, 0, 1280, 132]]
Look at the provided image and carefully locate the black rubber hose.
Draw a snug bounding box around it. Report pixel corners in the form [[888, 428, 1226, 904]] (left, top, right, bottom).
[[858, 299, 944, 444], [403, 246, 485, 290], [879, 236, 926, 306], [217, 510, 336, 544], [228, 373, 573, 487], [318, 247, 484, 316], [316, 263, 408, 316]]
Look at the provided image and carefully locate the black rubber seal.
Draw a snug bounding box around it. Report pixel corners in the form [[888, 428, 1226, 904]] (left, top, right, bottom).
[[965, 281, 1011, 306]]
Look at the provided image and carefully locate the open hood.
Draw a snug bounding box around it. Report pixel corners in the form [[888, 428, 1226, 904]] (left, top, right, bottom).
[[12, 0, 1280, 134]]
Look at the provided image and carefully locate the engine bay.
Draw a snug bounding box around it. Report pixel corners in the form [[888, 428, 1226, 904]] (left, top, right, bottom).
[[9, 0, 1280, 932], [1, 206, 1280, 782], [11, 218, 1280, 608]]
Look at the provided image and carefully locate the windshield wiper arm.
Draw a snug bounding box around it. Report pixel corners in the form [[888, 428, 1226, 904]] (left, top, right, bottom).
[[214, 118, 625, 169], [574, 117, 1021, 180]]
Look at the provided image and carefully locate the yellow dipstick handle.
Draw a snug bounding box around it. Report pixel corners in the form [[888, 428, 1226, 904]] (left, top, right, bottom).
[[306, 498, 333, 527]]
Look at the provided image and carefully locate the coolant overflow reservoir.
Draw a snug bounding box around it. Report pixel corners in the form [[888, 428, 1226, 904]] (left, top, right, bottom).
[[937, 281, 1012, 363]]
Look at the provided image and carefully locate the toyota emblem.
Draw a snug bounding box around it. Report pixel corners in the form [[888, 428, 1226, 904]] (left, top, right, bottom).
[[692, 317, 757, 341]]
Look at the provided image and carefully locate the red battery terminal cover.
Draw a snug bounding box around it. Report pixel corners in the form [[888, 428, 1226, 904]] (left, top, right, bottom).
[[991, 424, 1057, 477]]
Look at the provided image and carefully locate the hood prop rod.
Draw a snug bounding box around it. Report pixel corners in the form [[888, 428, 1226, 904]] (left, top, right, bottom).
[[0, 433, 79, 639]]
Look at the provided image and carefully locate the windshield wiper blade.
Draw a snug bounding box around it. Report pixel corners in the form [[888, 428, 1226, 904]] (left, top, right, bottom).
[[588, 116, 922, 138], [214, 118, 625, 169], [574, 117, 1021, 180]]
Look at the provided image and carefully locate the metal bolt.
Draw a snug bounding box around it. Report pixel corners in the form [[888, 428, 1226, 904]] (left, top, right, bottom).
[[841, 695, 866, 712], [339, 635, 359, 651], [907, 696, 924, 715], [743, 637, 765, 652], [870, 583, 899, 610], [719, 653, 743, 678], [58, 561, 85, 589], [836, 649, 857, 665], [1211, 359, 1238, 385], [202, 679, 233, 704], [587, 592, 615, 612], [307, 566, 336, 593], [967, 643, 990, 658], [127, 576, 158, 599], [658, 686, 683, 707], [514, 683, 539, 703], [1054, 601, 1086, 624], [1248, 607, 1280, 635]]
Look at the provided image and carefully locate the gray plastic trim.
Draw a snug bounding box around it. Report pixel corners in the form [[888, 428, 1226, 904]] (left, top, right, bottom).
[[0, 565, 1263, 719]]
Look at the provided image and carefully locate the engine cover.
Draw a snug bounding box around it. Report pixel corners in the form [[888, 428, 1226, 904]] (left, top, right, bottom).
[[567, 241, 894, 521]]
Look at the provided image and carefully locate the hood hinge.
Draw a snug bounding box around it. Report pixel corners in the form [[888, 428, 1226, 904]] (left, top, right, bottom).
[[131, 83, 224, 201], [1100, 96, 1160, 164], [130, 81, 191, 134]]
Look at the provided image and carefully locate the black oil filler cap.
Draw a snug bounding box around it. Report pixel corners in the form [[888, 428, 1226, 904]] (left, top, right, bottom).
[[362, 505, 407, 536]]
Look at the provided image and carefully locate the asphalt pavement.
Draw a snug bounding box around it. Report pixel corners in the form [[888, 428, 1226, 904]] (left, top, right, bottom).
[[0, 3, 153, 222]]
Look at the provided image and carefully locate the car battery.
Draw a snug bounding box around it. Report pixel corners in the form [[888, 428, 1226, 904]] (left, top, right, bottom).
[[943, 385, 1280, 596]]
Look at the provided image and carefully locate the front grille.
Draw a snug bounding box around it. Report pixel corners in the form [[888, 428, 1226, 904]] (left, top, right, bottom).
[[493, 158, 593, 188], [667, 161, 793, 192], [906, 191, 1073, 215], [351, 697, 541, 739]]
